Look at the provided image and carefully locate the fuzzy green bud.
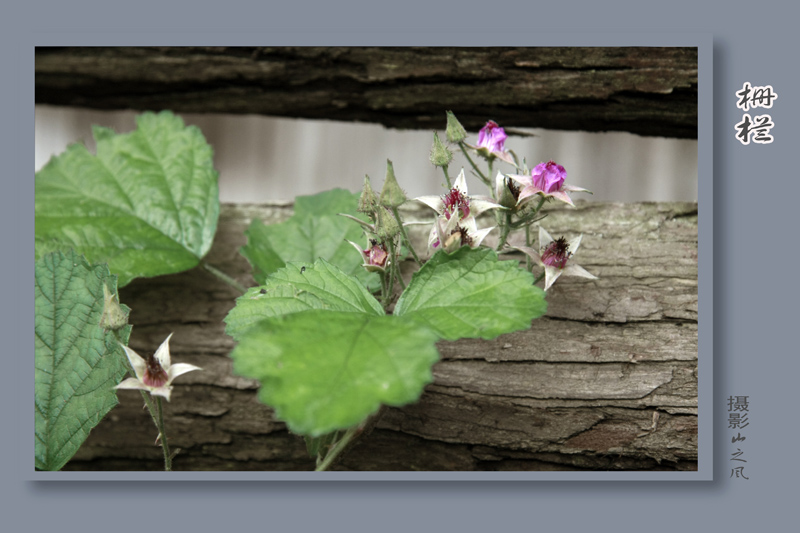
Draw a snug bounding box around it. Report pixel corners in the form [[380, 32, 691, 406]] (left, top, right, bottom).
[[445, 110, 468, 143], [358, 174, 379, 216], [376, 206, 400, 240], [429, 131, 453, 167], [379, 160, 407, 207], [99, 283, 129, 331]]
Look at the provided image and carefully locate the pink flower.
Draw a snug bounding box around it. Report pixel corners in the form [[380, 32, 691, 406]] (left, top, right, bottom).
[[347, 238, 390, 273], [466, 121, 516, 165], [514, 226, 597, 291], [507, 160, 590, 207], [116, 334, 201, 401], [477, 120, 507, 154]]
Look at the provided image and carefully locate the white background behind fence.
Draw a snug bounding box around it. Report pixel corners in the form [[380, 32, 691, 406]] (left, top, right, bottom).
[[35, 106, 698, 204]]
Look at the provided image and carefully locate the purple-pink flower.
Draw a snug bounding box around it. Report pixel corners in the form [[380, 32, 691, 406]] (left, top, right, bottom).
[[507, 160, 590, 207], [467, 120, 515, 165], [348, 238, 390, 273], [477, 121, 507, 154]]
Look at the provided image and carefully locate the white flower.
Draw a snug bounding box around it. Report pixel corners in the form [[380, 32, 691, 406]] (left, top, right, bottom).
[[415, 169, 504, 221], [429, 214, 495, 253], [514, 226, 597, 290], [116, 334, 201, 401]]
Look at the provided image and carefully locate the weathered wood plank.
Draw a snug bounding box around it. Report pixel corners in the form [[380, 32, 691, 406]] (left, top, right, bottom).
[[35, 47, 698, 138], [63, 200, 698, 471]]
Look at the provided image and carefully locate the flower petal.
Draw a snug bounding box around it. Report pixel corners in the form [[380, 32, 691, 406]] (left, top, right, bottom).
[[511, 246, 542, 265], [167, 363, 202, 381], [150, 386, 173, 402], [568, 234, 584, 254], [115, 377, 148, 391], [562, 183, 591, 193], [471, 226, 496, 247], [415, 195, 445, 214], [469, 196, 505, 217], [120, 345, 146, 381], [563, 263, 598, 280], [506, 173, 533, 188], [538, 226, 555, 248], [516, 186, 545, 205], [548, 190, 576, 207], [543, 265, 563, 291], [153, 333, 174, 369], [453, 169, 469, 195]]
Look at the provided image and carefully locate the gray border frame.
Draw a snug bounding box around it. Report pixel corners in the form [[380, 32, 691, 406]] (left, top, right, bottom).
[[27, 35, 711, 481]]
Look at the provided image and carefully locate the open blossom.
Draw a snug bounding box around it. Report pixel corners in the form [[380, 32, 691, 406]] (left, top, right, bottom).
[[416, 169, 502, 252], [507, 160, 590, 207], [429, 214, 495, 253], [514, 226, 597, 291], [416, 168, 503, 221], [467, 120, 515, 165], [116, 334, 201, 401], [347, 238, 390, 273]]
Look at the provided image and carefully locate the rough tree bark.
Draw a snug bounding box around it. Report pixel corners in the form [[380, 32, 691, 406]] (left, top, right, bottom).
[[63, 201, 698, 471], [35, 47, 697, 139]]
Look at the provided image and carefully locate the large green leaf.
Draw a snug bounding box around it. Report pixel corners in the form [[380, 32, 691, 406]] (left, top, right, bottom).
[[230, 311, 440, 436], [225, 259, 384, 340], [394, 247, 547, 340], [35, 250, 131, 471], [35, 111, 219, 286], [240, 189, 376, 288]]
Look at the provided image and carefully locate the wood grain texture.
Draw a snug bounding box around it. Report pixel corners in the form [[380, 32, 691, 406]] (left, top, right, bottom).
[[35, 47, 698, 138], [63, 201, 698, 471]]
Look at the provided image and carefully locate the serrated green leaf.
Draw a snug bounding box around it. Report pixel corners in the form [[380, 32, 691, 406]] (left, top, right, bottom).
[[35, 250, 131, 471], [225, 259, 384, 340], [240, 189, 377, 288], [394, 247, 547, 340], [35, 111, 219, 286], [230, 311, 440, 436]]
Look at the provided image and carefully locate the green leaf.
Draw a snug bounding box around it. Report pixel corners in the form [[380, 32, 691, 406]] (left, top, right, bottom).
[[240, 189, 377, 288], [394, 247, 547, 340], [35, 250, 132, 471], [224, 259, 384, 340], [35, 111, 220, 286], [230, 311, 440, 436]]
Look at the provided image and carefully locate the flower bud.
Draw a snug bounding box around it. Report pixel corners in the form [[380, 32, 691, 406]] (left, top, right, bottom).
[[445, 110, 467, 143], [99, 283, 129, 331], [379, 160, 407, 207], [429, 131, 453, 167], [358, 175, 379, 216], [376, 206, 400, 239]]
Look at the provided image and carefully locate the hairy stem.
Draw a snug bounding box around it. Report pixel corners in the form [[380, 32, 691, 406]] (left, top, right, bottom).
[[156, 397, 172, 471], [391, 206, 421, 265]]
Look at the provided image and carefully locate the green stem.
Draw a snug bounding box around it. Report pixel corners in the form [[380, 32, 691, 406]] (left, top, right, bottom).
[[201, 261, 248, 295], [441, 164, 452, 189], [487, 160, 496, 199], [156, 397, 172, 471], [458, 143, 490, 186], [496, 212, 513, 251], [533, 271, 546, 285], [525, 225, 532, 272], [385, 239, 396, 304], [391, 206, 421, 265], [315, 426, 361, 472]]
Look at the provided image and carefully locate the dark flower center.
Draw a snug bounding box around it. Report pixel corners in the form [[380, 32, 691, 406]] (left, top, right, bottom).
[[143, 354, 169, 388], [540, 237, 572, 269], [442, 188, 470, 220], [505, 177, 521, 201]]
